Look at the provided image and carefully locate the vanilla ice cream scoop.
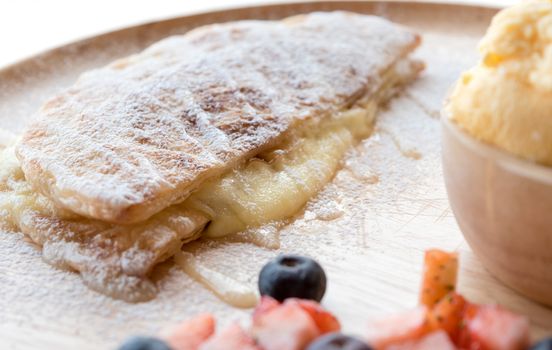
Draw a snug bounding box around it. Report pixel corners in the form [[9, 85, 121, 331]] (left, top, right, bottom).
[[446, 0, 552, 165]]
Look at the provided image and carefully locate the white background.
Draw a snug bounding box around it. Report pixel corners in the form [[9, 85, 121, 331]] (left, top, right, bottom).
[[0, 0, 517, 68]]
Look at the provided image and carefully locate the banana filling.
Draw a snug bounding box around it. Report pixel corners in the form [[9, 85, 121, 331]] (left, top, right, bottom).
[[187, 61, 417, 238], [0, 58, 420, 302]]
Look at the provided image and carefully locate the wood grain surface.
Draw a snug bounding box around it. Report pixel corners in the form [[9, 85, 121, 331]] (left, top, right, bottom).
[[0, 2, 550, 349]]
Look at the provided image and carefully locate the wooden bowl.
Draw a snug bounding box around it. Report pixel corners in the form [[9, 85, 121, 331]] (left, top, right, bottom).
[[442, 114, 552, 306]]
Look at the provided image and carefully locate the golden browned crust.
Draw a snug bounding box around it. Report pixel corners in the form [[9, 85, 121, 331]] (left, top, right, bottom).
[[16, 12, 420, 224]]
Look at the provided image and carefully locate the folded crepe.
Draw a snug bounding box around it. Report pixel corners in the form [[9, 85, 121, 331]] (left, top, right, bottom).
[[1, 12, 423, 301]]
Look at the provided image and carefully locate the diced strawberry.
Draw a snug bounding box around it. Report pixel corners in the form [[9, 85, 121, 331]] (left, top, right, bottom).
[[199, 323, 260, 350], [253, 296, 281, 323], [427, 292, 467, 342], [252, 298, 320, 350], [386, 330, 457, 350], [458, 304, 529, 350], [419, 250, 458, 308], [161, 314, 215, 350], [288, 299, 341, 334], [365, 307, 432, 349]]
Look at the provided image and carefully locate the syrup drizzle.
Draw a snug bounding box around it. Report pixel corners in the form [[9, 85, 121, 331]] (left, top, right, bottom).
[[174, 251, 258, 308]]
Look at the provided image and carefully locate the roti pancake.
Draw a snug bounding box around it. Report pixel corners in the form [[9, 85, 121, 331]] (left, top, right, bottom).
[[0, 58, 420, 301], [16, 12, 421, 224], [1, 12, 423, 301]]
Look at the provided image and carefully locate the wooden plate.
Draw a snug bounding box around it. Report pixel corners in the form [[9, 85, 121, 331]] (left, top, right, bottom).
[[1, 2, 550, 349]]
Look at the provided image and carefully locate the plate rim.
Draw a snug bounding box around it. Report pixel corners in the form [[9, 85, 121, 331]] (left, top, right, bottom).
[[0, 0, 499, 75]]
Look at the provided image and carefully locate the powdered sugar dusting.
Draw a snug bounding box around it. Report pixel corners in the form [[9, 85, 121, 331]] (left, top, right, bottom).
[[0, 12, 421, 304], [220, 223, 283, 250], [16, 12, 419, 224], [3, 6, 535, 350], [304, 187, 345, 222]]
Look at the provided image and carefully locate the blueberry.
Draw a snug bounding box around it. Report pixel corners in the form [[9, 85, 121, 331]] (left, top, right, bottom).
[[532, 338, 552, 350], [306, 333, 373, 350], [117, 336, 172, 350], [258, 254, 326, 302]]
